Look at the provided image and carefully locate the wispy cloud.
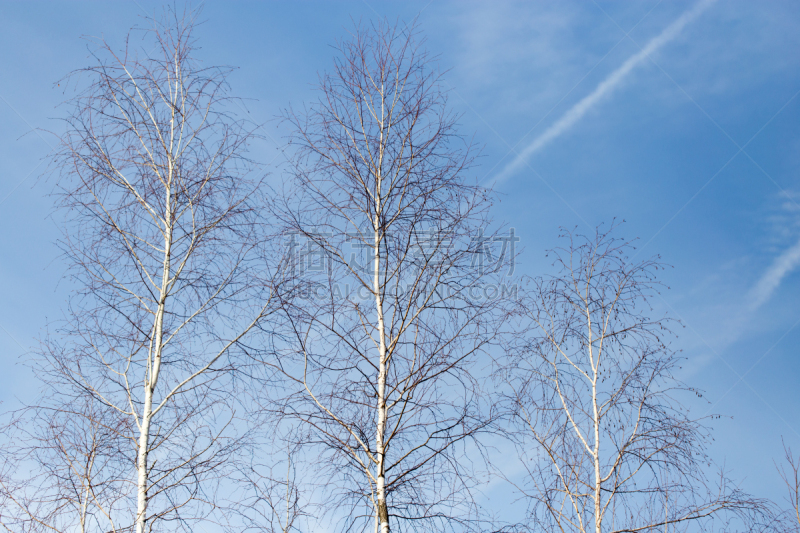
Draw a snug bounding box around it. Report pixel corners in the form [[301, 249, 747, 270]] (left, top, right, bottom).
[[747, 237, 800, 311], [493, 0, 717, 185]]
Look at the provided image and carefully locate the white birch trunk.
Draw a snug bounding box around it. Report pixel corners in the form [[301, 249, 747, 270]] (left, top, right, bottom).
[[135, 175, 173, 533], [135, 390, 153, 533], [373, 158, 390, 533], [590, 319, 602, 533], [593, 377, 602, 533]]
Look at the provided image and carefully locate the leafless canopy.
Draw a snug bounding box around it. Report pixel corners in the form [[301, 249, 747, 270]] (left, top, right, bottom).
[[0, 397, 131, 533], [2, 7, 281, 533], [502, 225, 763, 533], [266, 20, 512, 533], [775, 440, 800, 532]]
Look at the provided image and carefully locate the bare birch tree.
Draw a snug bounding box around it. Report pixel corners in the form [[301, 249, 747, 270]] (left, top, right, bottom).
[[775, 439, 800, 532], [266, 20, 513, 533], [502, 225, 762, 533], [229, 436, 309, 533], [3, 7, 281, 532], [0, 397, 131, 533]]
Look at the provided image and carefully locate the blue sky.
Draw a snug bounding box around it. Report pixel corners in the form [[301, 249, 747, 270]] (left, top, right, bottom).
[[1, 0, 799, 517]]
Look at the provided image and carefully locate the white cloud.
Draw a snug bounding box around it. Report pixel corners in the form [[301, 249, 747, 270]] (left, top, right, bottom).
[[747, 237, 800, 311], [492, 0, 718, 185]]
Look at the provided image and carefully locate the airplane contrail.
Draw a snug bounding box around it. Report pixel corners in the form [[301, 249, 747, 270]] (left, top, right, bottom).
[[493, 0, 717, 185], [748, 237, 800, 311]]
